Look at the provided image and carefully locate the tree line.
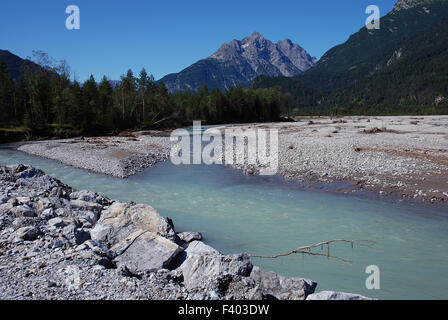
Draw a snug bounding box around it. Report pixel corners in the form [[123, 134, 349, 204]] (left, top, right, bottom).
[[0, 51, 290, 139]]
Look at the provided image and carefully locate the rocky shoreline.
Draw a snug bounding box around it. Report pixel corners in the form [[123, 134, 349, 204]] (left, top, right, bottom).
[[216, 116, 448, 208], [0, 164, 372, 300]]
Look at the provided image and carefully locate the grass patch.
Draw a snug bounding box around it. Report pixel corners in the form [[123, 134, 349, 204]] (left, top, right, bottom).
[[0, 126, 30, 133]]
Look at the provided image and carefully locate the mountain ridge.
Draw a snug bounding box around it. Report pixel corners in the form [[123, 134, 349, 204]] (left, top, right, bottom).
[[253, 0, 448, 113], [0, 50, 32, 81], [159, 32, 316, 92]]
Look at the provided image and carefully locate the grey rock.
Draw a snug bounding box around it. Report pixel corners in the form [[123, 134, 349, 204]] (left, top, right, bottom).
[[70, 190, 97, 203], [51, 239, 66, 249], [112, 230, 184, 274], [12, 217, 28, 228], [57, 265, 81, 291], [178, 231, 203, 243], [77, 210, 100, 226], [74, 228, 91, 245], [48, 217, 66, 229], [306, 291, 374, 300], [249, 266, 316, 300], [25, 175, 58, 193], [185, 240, 219, 255], [15, 226, 41, 241], [0, 194, 9, 204], [170, 240, 219, 269], [90, 202, 176, 246], [62, 224, 91, 245], [70, 199, 103, 214], [40, 208, 55, 220], [0, 203, 13, 215], [11, 205, 35, 217], [78, 240, 114, 258], [54, 208, 67, 217], [49, 186, 66, 198], [206, 274, 266, 300], [37, 197, 52, 211], [7, 198, 18, 206], [16, 168, 42, 179], [62, 224, 76, 239], [11, 164, 27, 174], [181, 253, 253, 290], [16, 197, 31, 205]]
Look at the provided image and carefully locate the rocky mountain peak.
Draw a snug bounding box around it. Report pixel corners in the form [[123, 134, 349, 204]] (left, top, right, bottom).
[[246, 31, 264, 40], [277, 38, 293, 46], [160, 32, 316, 92], [210, 32, 315, 72]]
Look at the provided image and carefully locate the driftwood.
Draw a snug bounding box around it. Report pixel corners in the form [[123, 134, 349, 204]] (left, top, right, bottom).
[[249, 239, 376, 265]]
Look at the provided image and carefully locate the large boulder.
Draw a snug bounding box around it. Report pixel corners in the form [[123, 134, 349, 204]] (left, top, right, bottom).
[[181, 253, 253, 290], [185, 240, 219, 255], [112, 230, 184, 274], [306, 291, 373, 300], [90, 202, 182, 274], [169, 240, 219, 269], [90, 202, 177, 245], [249, 266, 317, 300]]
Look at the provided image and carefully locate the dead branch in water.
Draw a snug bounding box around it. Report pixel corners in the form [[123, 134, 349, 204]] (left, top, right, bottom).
[[249, 239, 376, 265]]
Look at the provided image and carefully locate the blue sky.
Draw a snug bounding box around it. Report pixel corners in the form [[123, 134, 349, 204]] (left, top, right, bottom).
[[0, 0, 396, 82]]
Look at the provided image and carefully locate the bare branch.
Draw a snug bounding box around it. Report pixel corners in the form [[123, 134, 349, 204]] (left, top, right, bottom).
[[249, 239, 376, 265]]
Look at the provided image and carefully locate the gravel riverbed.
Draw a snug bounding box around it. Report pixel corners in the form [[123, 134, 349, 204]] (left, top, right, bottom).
[[216, 116, 448, 206], [18, 134, 173, 178]]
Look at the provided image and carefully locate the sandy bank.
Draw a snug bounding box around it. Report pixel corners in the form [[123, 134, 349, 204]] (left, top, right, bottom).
[[18, 133, 173, 178]]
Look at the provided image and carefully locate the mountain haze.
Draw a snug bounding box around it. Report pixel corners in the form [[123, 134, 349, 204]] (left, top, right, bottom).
[[159, 32, 316, 92]]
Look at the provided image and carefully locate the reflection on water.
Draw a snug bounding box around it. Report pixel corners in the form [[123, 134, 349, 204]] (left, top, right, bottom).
[[1, 146, 448, 299]]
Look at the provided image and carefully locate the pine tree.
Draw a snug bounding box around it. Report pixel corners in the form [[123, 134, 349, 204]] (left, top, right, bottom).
[[98, 76, 114, 131], [0, 58, 14, 126]]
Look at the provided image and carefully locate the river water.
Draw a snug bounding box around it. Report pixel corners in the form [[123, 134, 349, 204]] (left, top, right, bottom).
[[1, 144, 447, 299]]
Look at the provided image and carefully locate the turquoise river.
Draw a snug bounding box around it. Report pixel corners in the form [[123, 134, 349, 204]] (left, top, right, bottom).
[[1, 144, 448, 299]]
